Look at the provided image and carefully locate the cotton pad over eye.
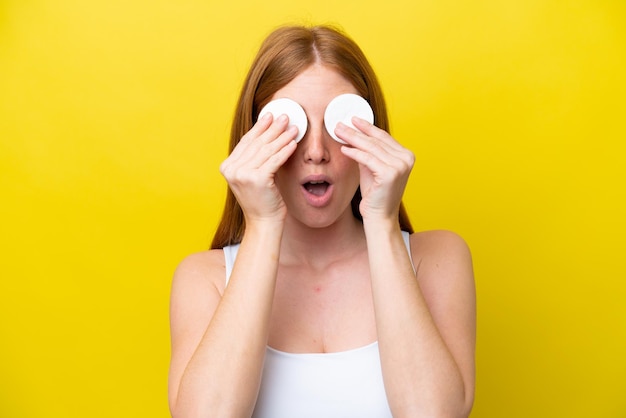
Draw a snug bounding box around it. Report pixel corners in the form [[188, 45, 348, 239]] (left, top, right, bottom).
[[324, 94, 374, 144], [258, 98, 308, 142]]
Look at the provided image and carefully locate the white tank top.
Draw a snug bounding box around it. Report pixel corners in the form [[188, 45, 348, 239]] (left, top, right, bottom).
[[222, 231, 412, 418]]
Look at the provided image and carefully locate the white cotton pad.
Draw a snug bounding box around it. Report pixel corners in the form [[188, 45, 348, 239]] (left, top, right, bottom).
[[258, 98, 308, 143], [324, 93, 374, 144]]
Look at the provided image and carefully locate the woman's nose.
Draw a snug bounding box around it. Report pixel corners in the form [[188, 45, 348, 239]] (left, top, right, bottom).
[[301, 124, 330, 164]]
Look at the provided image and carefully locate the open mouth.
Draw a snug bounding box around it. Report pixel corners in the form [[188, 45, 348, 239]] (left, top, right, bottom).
[[303, 181, 330, 196]]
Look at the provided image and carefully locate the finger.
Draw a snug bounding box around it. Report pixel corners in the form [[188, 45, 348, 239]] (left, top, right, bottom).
[[220, 136, 297, 185], [340, 144, 389, 175], [228, 124, 298, 177], [258, 114, 293, 145], [230, 114, 293, 164], [335, 122, 410, 168], [261, 138, 298, 173], [249, 125, 298, 170], [351, 117, 407, 154], [237, 112, 274, 148], [228, 120, 267, 163], [341, 141, 414, 181]]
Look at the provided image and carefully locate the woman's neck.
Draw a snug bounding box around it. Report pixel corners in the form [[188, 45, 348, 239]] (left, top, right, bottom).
[[279, 211, 366, 270]]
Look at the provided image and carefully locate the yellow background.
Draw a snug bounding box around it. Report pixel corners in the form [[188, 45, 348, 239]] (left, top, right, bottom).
[[1, 0, 625, 416]]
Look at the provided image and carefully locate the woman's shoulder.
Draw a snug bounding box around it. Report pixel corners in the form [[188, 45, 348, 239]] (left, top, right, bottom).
[[172, 248, 227, 296], [409, 229, 470, 252], [408, 230, 473, 279]]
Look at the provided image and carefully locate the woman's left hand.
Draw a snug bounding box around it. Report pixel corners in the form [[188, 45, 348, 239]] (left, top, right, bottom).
[[336, 117, 415, 223]]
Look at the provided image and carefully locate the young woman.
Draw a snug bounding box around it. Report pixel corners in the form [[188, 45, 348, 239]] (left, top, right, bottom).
[[168, 25, 476, 418]]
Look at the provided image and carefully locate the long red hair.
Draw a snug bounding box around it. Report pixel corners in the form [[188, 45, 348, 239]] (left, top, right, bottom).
[[211, 25, 413, 249]]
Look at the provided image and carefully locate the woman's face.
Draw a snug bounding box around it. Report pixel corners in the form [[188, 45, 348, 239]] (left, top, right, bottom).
[[271, 64, 361, 229]]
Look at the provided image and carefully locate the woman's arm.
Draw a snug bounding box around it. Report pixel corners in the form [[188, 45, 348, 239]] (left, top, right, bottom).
[[168, 223, 284, 418], [168, 113, 298, 417], [338, 118, 476, 417], [366, 225, 475, 418]]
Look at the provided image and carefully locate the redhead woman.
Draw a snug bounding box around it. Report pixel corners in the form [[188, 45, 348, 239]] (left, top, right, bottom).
[[168, 25, 476, 418]]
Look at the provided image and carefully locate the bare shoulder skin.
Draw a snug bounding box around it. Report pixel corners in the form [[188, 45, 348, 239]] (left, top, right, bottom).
[[410, 229, 477, 413], [168, 249, 225, 411]]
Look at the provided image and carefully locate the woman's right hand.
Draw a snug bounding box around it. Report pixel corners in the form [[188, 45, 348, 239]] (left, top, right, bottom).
[[219, 112, 298, 225]]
